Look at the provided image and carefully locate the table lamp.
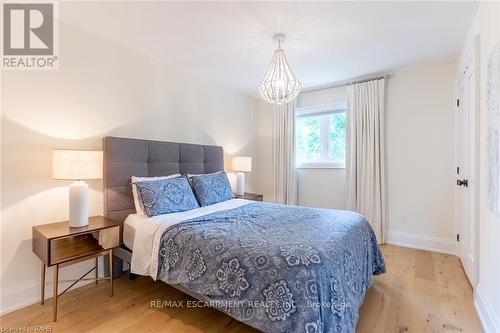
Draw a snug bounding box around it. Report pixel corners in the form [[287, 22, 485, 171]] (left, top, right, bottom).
[[52, 150, 103, 227], [231, 156, 252, 196]]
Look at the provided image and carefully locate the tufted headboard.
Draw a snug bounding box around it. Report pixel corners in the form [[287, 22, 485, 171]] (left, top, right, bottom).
[[103, 136, 224, 224]]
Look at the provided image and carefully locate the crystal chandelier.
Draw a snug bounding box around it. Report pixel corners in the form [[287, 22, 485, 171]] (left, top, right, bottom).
[[258, 33, 302, 105]]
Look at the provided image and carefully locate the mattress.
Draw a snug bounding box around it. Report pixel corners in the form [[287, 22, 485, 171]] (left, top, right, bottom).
[[123, 213, 147, 249]]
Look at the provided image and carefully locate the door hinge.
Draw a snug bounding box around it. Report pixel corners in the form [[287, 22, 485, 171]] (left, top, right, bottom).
[[457, 234, 460, 242], [457, 99, 460, 107]]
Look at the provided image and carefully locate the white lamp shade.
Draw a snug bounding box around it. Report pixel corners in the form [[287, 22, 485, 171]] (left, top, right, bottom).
[[231, 157, 252, 172], [52, 150, 103, 180]]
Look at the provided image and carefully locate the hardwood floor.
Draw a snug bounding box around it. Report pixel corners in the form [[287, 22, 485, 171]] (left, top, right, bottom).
[[357, 245, 482, 333], [0, 245, 483, 333]]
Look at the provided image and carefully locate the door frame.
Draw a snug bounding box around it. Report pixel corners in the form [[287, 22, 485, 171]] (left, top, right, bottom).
[[455, 34, 480, 288]]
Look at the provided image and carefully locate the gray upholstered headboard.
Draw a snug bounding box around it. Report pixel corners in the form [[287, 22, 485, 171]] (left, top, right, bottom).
[[103, 136, 224, 223]]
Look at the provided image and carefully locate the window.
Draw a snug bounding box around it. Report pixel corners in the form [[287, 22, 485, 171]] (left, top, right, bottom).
[[296, 102, 346, 168]]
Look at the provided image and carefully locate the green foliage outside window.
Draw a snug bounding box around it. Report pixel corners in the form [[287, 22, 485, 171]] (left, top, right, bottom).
[[296, 111, 346, 164], [328, 113, 346, 161], [296, 116, 321, 161]]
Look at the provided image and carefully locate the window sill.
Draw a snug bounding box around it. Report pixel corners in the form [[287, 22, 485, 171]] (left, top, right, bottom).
[[296, 162, 345, 169]]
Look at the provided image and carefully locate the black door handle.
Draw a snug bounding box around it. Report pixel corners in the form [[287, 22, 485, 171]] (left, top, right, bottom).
[[457, 179, 469, 187]]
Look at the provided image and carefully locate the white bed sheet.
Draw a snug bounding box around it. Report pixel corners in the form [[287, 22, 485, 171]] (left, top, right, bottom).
[[130, 198, 251, 279], [123, 213, 148, 249]]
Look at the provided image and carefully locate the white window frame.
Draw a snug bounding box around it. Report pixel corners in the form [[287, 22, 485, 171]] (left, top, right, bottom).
[[296, 102, 347, 169]]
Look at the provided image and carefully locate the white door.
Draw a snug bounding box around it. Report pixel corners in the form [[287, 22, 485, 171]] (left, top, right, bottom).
[[455, 55, 477, 287]]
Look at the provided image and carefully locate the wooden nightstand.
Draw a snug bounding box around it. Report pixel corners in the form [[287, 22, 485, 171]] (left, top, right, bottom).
[[32, 216, 121, 321], [234, 192, 264, 201]]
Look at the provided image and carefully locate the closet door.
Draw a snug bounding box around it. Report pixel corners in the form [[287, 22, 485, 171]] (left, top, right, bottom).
[[455, 40, 478, 287]]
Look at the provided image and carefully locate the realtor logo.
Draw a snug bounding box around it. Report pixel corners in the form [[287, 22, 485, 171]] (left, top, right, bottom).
[[3, 3, 53, 55], [2, 1, 58, 69]]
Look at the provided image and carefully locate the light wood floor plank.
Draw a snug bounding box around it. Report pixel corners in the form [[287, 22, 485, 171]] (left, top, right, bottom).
[[0, 245, 483, 332], [415, 250, 436, 282]]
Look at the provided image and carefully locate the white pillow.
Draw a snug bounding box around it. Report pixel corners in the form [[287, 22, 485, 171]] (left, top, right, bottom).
[[131, 174, 181, 215]]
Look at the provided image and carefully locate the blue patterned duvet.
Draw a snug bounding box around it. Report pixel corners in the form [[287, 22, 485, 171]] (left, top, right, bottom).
[[157, 202, 385, 333]]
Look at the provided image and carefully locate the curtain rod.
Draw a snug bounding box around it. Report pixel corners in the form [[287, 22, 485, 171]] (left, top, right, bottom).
[[301, 73, 390, 93], [346, 75, 387, 85]]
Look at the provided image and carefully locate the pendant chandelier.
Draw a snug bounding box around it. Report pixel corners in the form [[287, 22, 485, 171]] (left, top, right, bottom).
[[258, 33, 302, 105]]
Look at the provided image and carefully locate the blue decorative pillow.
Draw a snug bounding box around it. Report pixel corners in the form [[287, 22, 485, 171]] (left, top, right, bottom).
[[135, 176, 199, 217], [190, 171, 234, 207]]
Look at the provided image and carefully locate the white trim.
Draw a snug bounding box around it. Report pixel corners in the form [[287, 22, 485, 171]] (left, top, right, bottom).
[[0, 260, 105, 315], [320, 113, 329, 159], [296, 102, 346, 116], [1, 281, 52, 316], [0, 277, 95, 316], [474, 283, 500, 333], [457, 33, 477, 80], [385, 231, 457, 255], [296, 161, 345, 169]]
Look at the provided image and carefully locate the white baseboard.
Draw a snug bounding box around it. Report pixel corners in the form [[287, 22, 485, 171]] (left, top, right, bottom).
[[1, 278, 94, 316], [385, 231, 457, 255], [0, 260, 103, 316], [475, 283, 500, 333]]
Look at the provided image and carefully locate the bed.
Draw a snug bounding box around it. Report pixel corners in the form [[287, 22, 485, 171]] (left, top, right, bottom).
[[103, 136, 385, 333]]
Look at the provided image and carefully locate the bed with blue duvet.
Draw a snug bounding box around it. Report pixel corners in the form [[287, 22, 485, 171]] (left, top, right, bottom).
[[131, 198, 385, 333]]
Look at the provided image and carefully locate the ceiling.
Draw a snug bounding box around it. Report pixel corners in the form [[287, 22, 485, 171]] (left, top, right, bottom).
[[63, 1, 478, 96]]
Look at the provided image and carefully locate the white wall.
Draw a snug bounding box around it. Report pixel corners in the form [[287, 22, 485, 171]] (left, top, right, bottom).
[[462, 2, 500, 332], [292, 61, 458, 248], [0, 5, 257, 314], [385, 60, 457, 252], [254, 62, 458, 249], [254, 100, 275, 202], [253, 86, 349, 209], [296, 86, 347, 209]]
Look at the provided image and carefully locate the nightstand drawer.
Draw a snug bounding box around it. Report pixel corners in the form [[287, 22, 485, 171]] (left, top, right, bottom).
[[33, 216, 121, 267], [49, 226, 119, 265]]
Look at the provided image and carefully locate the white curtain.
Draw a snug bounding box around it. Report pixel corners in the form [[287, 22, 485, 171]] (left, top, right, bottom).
[[346, 79, 386, 243], [273, 101, 298, 205]]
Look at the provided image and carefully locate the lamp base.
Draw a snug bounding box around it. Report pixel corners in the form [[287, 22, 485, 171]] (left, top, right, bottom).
[[236, 172, 245, 196], [69, 181, 89, 228]]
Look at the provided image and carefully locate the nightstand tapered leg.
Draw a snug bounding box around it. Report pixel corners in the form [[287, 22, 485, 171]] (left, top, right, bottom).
[[95, 257, 98, 285], [108, 251, 113, 297], [53, 264, 59, 321], [40, 262, 45, 305]]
